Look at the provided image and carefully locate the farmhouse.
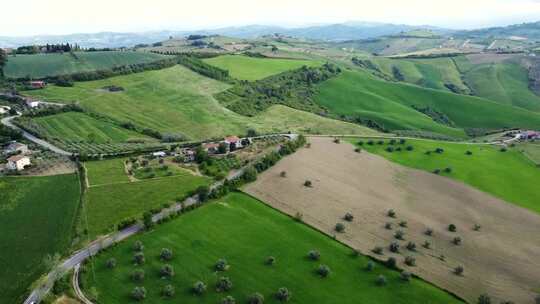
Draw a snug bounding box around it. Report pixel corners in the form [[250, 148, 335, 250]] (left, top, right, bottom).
[[519, 130, 539, 140], [4, 142, 28, 155], [6, 155, 31, 171], [181, 149, 195, 162], [25, 99, 40, 108], [224, 135, 242, 151], [203, 142, 220, 154], [28, 81, 46, 89], [0, 106, 11, 115]]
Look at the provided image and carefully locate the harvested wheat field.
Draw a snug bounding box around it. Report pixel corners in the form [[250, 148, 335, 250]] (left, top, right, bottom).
[[244, 137, 540, 303]]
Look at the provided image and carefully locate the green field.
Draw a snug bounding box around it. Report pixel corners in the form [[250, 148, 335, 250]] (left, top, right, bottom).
[[353, 139, 540, 214], [32, 112, 153, 143], [315, 70, 540, 138], [81, 192, 462, 304], [0, 174, 81, 303], [4, 51, 169, 79], [203, 55, 321, 80], [518, 142, 540, 165], [24, 66, 379, 140], [84, 158, 210, 238]]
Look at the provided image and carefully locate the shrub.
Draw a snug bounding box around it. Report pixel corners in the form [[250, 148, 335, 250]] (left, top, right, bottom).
[[454, 265, 464, 276], [335, 223, 346, 233], [389, 139, 396, 145], [399, 220, 408, 228], [221, 295, 236, 304], [192, 281, 207, 295], [448, 224, 457, 232], [133, 240, 144, 252], [452, 236, 462, 245], [308, 250, 321, 261], [500, 147, 507, 152], [473, 224, 481, 231], [216, 276, 233, 292], [358, 140, 364, 146], [406, 145, 414, 151], [394, 230, 405, 240], [385, 222, 393, 230], [435, 148, 444, 154], [396, 147, 402, 152], [247, 292, 265, 304], [404, 256, 416, 266], [406, 242, 416, 251], [160, 264, 175, 278], [266, 256, 276, 265], [386, 146, 394, 153], [389, 242, 400, 253], [317, 264, 331, 277], [304, 180, 312, 187], [106, 258, 116, 269], [344, 212, 354, 222], [333, 138, 341, 144], [425, 228, 434, 236], [372, 246, 383, 255], [376, 275, 387, 286], [377, 140, 384, 145], [386, 257, 397, 269], [131, 269, 145, 282], [351, 249, 360, 257], [444, 167, 452, 173], [280, 171, 287, 177], [276, 287, 291, 302], [400, 271, 412, 282], [399, 139, 406, 144], [478, 294, 491, 304], [387, 209, 396, 218], [367, 140, 374, 145], [433, 168, 441, 174], [354, 148, 362, 153], [131, 286, 146, 301], [423, 240, 431, 249], [215, 258, 229, 271], [466, 150, 473, 155], [366, 261, 375, 271], [160, 248, 173, 261], [294, 212, 303, 222], [162, 284, 175, 298], [133, 252, 145, 265]]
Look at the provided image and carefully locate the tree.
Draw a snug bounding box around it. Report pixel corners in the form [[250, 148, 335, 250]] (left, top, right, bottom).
[[143, 211, 154, 230], [394, 230, 405, 240], [216, 276, 233, 292], [399, 221, 408, 228], [386, 257, 397, 269], [425, 228, 434, 236], [478, 294, 491, 304], [248, 292, 265, 304], [196, 185, 210, 202], [366, 261, 375, 271], [454, 265, 464, 276], [133, 240, 144, 252], [344, 212, 354, 222], [385, 222, 393, 230], [160, 264, 175, 278], [131, 269, 145, 282], [106, 258, 117, 269], [400, 271, 412, 282], [335, 223, 345, 233], [193, 281, 207, 295], [389, 242, 400, 253], [195, 146, 208, 163], [423, 240, 431, 249], [134, 252, 145, 265], [308, 250, 320, 261], [243, 166, 258, 182], [0, 48, 7, 77], [452, 236, 462, 245], [317, 264, 331, 277], [131, 287, 146, 301], [266, 256, 276, 265], [387, 209, 396, 218], [448, 224, 457, 232], [218, 142, 228, 154], [406, 242, 416, 251], [276, 287, 291, 302], [222, 295, 236, 304], [160, 248, 173, 261], [215, 258, 229, 271], [372, 246, 383, 255], [304, 180, 312, 187], [404, 256, 416, 266], [376, 275, 387, 286], [162, 284, 175, 298]]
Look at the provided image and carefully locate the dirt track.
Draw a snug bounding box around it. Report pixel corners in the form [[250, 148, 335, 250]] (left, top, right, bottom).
[[244, 137, 540, 303]]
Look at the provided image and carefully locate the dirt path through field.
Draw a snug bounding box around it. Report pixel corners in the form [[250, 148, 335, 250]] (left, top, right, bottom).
[[244, 137, 540, 303]]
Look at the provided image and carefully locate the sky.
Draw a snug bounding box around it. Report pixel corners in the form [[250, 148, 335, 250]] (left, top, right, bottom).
[[2, 0, 540, 36]]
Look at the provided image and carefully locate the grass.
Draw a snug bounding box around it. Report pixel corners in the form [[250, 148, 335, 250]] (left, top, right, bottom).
[[84, 158, 210, 238], [132, 160, 189, 180], [81, 192, 462, 304], [203, 55, 321, 81], [315, 70, 540, 137], [32, 112, 153, 143], [4, 51, 168, 79], [24, 66, 379, 140], [353, 138, 540, 214], [517, 142, 540, 165], [0, 174, 81, 303]]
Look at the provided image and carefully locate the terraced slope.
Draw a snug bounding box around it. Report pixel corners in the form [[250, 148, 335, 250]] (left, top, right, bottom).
[[4, 51, 169, 79]]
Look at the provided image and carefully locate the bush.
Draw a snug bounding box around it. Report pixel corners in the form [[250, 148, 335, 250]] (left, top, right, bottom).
[[435, 148, 444, 154], [215, 258, 229, 271], [317, 264, 331, 277], [216, 276, 233, 292], [335, 223, 346, 233], [333, 138, 341, 144], [160, 264, 175, 278], [192, 281, 207, 295], [133, 240, 144, 252], [404, 256, 416, 266], [358, 140, 364, 146], [385, 222, 393, 230], [304, 180, 312, 187], [394, 230, 405, 240], [433, 168, 441, 174], [444, 167, 452, 173], [222, 295, 236, 304], [377, 140, 384, 145], [389, 242, 400, 253], [106, 258, 116, 269], [366, 261, 375, 271], [280, 171, 287, 177], [406, 145, 414, 151], [387, 209, 396, 218], [406, 242, 416, 251], [131, 269, 145, 282], [355, 147, 362, 153], [372, 246, 383, 255], [478, 294, 491, 304], [386, 257, 397, 269], [399, 139, 406, 144], [386, 146, 394, 153], [425, 228, 434, 236], [266, 256, 276, 265], [400, 271, 412, 282], [248, 292, 265, 304], [162, 284, 175, 298], [399, 220, 408, 228], [454, 265, 464, 276], [376, 275, 387, 286], [473, 224, 482, 231], [276, 287, 291, 302], [160, 248, 173, 261], [308, 250, 320, 261], [389, 139, 396, 145], [131, 286, 146, 301], [466, 150, 473, 155], [500, 147, 507, 152], [344, 212, 354, 222], [367, 140, 374, 145], [423, 240, 431, 249], [133, 252, 145, 265], [448, 224, 457, 232], [452, 236, 462, 245]]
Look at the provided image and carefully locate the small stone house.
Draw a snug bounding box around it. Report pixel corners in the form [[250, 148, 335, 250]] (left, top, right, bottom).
[[6, 155, 31, 171], [4, 142, 28, 155]]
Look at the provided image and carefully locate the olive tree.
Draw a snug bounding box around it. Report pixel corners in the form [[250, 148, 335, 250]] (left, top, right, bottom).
[[276, 287, 291, 302]]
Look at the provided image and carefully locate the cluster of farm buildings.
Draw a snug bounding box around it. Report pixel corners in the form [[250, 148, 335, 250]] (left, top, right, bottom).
[[0, 142, 31, 172]]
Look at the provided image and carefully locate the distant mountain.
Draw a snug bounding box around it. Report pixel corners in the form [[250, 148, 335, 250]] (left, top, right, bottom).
[[454, 21, 540, 40]]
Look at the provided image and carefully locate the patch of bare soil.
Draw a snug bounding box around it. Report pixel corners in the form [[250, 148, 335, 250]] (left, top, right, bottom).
[[244, 137, 540, 304]]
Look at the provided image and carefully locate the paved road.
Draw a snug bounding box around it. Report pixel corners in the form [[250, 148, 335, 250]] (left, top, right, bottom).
[[1, 115, 73, 156]]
